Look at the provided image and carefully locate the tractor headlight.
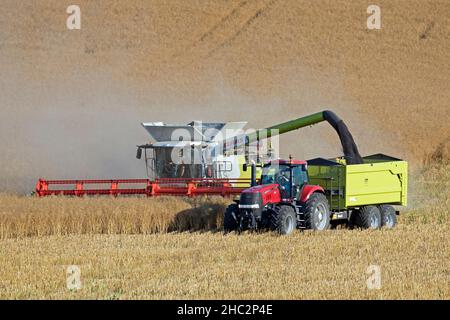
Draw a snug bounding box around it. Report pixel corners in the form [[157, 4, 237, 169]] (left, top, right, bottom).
[[239, 192, 263, 216], [238, 203, 260, 209]]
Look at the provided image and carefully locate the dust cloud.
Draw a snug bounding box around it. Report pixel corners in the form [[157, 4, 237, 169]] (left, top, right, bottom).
[[0, 70, 150, 193], [0, 58, 390, 194]]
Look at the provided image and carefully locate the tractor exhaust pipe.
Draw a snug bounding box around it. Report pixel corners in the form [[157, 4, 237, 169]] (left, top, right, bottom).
[[250, 161, 257, 187], [136, 147, 142, 159]]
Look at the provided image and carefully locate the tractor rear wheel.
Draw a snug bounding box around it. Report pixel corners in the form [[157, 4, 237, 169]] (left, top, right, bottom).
[[270, 205, 297, 235], [379, 205, 397, 229], [304, 193, 331, 230], [223, 204, 239, 232], [352, 205, 382, 230]]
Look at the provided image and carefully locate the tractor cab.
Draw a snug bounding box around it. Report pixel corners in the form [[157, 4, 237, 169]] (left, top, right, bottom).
[[259, 160, 309, 201]]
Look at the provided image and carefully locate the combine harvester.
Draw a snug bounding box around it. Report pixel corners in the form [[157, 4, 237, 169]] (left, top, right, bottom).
[[36, 110, 407, 232]]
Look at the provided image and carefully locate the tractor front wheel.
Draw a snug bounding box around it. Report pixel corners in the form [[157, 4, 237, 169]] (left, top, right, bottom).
[[270, 205, 297, 235], [223, 204, 239, 233]]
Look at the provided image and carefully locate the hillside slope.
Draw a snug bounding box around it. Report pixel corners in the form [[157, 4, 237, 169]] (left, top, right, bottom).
[[1, 0, 449, 192]]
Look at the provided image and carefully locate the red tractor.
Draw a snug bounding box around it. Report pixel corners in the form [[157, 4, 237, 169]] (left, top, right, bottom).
[[224, 159, 331, 234]]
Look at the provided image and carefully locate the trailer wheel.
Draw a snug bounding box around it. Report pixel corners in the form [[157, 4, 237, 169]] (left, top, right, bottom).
[[352, 206, 382, 230], [223, 204, 239, 232], [270, 205, 297, 235], [379, 205, 397, 229], [304, 193, 331, 230]]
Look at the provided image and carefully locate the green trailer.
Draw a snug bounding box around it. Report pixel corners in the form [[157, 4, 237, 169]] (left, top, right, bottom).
[[307, 153, 408, 226]]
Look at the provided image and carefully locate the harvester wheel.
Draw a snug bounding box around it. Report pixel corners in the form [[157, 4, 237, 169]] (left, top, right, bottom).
[[379, 205, 397, 229], [304, 193, 331, 230], [223, 204, 239, 232], [352, 206, 382, 230], [270, 205, 297, 235]]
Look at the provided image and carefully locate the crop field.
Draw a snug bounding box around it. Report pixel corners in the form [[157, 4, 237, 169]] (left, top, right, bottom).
[[0, 1, 449, 300], [0, 166, 448, 299]]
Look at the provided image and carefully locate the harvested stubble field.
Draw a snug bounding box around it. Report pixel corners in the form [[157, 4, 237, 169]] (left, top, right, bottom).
[[0, 166, 448, 299]]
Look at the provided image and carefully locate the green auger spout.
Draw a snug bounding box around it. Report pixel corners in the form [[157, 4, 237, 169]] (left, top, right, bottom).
[[226, 110, 363, 165]]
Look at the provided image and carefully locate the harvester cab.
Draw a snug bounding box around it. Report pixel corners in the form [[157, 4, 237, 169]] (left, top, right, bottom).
[[224, 159, 330, 235], [138, 121, 251, 180]]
